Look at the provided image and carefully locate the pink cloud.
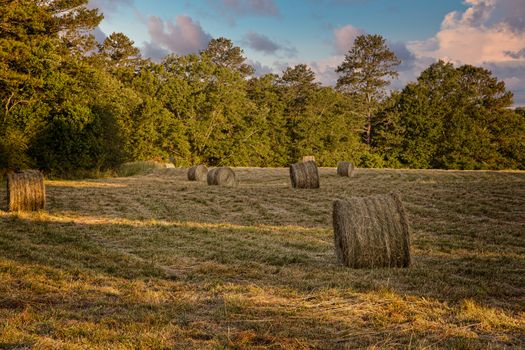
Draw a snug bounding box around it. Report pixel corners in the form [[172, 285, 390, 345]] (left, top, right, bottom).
[[146, 15, 212, 56], [333, 24, 364, 54]]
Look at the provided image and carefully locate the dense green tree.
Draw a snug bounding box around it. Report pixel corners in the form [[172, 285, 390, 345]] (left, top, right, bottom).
[[246, 74, 288, 165], [95, 32, 144, 82], [336, 34, 400, 145], [278, 64, 320, 162], [0, 0, 102, 171], [375, 61, 524, 169], [200, 37, 254, 77], [1, 1, 523, 175]]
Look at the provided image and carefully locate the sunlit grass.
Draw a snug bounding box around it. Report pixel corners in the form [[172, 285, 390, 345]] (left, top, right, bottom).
[[116, 160, 172, 177], [0, 167, 524, 349]]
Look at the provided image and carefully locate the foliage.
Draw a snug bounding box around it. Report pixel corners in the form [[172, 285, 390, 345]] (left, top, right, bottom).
[[374, 61, 524, 169], [336, 34, 401, 145], [0, 2, 523, 176]]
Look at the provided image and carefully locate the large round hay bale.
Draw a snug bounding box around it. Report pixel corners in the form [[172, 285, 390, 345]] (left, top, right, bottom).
[[337, 161, 355, 177], [187, 164, 208, 181], [6, 170, 46, 212], [207, 168, 218, 185], [332, 193, 411, 268], [289, 160, 319, 189], [207, 167, 236, 186], [302, 155, 315, 162]]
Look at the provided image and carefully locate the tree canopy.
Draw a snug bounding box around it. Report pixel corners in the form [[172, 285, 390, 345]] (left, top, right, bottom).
[[0, 2, 523, 176]]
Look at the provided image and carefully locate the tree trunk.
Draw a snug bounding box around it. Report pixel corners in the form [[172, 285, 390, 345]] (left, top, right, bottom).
[[366, 113, 372, 145], [365, 92, 372, 145]]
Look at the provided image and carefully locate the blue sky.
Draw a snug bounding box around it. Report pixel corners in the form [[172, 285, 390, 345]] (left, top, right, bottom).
[[88, 0, 525, 105]]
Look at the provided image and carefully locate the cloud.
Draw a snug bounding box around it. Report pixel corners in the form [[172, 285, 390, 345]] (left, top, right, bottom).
[[145, 15, 212, 56], [141, 41, 170, 62], [484, 61, 525, 105], [87, 0, 133, 14], [309, 56, 342, 86], [497, 0, 525, 32], [333, 24, 364, 54], [243, 31, 297, 57], [247, 59, 274, 76], [504, 48, 525, 59]]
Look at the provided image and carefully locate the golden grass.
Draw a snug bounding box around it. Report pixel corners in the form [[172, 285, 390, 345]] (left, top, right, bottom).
[[0, 167, 524, 349]]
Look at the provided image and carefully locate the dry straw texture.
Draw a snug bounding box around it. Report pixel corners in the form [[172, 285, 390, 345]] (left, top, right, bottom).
[[290, 160, 320, 189], [302, 155, 315, 162], [337, 161, 355, 177], [207, 167, 236, 186], [333, 192, 411, 268], [187, 164, 208, 181], [6, 170, 45, 212]]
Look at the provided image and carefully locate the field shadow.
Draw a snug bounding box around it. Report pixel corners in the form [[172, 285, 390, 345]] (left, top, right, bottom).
[[1, 214, 523, 348], [1, 168, 524, 347]]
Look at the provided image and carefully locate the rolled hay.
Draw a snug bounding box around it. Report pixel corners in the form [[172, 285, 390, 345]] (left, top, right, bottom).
[[187, 164, 208, 181], [337, 161, 355, 177], [289, 160, 319, 189], [207, 167, 236, 186], [6, 170, 46, 212], [207, 168, 218, 184], [332, 193, 411, 268], [302, 155, 315, 162]]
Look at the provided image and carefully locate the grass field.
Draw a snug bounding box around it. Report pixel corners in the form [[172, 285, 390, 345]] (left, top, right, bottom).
[[0, 167, 524, 349]]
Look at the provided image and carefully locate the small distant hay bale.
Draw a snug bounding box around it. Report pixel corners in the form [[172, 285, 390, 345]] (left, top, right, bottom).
[[187, 164, 208, 181], [207, 167, 236, 186], [332, 193, 411, 268], [337, 161, 355, 177], [302, 155, 315, 162], [6, 170, 46, 212], [289, 160, 319, 189]]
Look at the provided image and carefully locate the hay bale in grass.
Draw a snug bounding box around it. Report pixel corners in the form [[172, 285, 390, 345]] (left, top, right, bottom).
[[337, 161, 355, 177], [332, 193, 411, 268], [290, 160, 319, 189], [207, 167, 236, 186], [6, 170, 45, 212], [187, 164, 208, 181], [207, 168, 218, 184], [302, 155, 315, 162]]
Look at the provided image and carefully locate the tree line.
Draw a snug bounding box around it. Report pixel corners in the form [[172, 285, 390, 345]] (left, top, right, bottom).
[[1, 0, 523, 177]]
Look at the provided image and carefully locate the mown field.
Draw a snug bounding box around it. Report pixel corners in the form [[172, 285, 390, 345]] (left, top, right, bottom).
[[0, 167, 524, 349]]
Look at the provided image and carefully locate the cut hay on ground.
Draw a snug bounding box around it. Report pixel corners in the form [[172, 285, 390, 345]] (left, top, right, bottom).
[[302, 155, 315, 162], [187, 165, 208, 181], [207, 167, 236, 186], [332, 193, 411, 268], [337, 161, 355, 177], [6, 170, 45, 212], [290, 160, 319, 189]]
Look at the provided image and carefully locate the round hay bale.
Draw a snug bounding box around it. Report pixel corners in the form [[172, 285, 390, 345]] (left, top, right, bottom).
[[337, 161, 355, 177], [207, 168, 218, 185], [188, 164, 208, 181], [332, 193, 411, 268], [6, 170, 46, 212], [302, 155, 315, 162], [207, 167, 236, 186], [289, 160, 319, 189]]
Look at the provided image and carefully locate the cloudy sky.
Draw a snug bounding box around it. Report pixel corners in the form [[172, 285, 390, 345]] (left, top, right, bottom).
[[89, 0, 525, 106]]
